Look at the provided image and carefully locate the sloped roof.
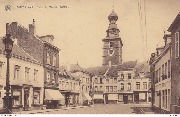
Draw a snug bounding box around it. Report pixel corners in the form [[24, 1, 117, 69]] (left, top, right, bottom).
[[134, 61, 150, 77], [85, 66, 109, 76], [59, 66, 78, 80], [106, 66, 118, 77], [116, 61, 137, 71], [69, 64, 84, 72], [168, 12, 180, 32], [0, 38, 39, 64]]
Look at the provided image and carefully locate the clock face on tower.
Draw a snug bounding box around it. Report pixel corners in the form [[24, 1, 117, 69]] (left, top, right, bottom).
[[108, 41, 114, 56], [108, 48, 114, 56]]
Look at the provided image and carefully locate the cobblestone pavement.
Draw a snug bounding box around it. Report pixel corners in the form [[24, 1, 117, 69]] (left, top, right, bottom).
[[14, 102, 154, 114]]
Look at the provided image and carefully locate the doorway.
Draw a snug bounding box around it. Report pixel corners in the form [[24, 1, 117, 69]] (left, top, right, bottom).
[[123, 95, 128, 104], [24, 88, 29, 110]]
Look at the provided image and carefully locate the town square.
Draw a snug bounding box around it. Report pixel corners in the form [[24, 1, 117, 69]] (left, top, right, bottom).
[[0, 0, 180, 114]]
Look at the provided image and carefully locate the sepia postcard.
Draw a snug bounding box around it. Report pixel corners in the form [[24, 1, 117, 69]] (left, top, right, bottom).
[[0, 0, 180, 115]]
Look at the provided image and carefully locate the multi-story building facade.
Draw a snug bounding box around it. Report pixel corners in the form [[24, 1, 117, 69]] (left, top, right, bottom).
[[86, 66, 109, 104], [58, 67, 80, 107], [6, 20, 62, 109], [149, 12, 180, 114], [0, 39, 44, 111], [150, 35, 171, 112], [104, 61, 150, 104], [117, 65, 136, 103], [167, 12, 180, 113], [69, 64, 92, 105]]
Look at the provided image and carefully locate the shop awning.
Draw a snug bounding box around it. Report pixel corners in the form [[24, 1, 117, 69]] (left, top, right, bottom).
[[93, 94, 103, 100], [83, 93, 92, 101], [45, 89, 64, 100], [108, 94, 118, 100]]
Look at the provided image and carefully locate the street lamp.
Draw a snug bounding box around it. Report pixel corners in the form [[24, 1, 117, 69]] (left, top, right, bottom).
[[2, 34, 14, 114]]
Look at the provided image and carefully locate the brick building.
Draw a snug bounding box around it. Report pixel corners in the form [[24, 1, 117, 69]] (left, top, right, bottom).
[[6, 20, 62, 109]]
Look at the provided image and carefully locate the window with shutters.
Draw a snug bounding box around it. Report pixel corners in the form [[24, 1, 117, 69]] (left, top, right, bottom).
[[175, 32, 179, 58]]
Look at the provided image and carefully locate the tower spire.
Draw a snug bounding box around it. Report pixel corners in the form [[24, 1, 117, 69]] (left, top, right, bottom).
[[112, 0, 114, 11]]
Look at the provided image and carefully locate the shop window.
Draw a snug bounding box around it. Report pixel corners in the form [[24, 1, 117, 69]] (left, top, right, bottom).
[[12, 90, 21, 106], [33, 91, 40, 104]]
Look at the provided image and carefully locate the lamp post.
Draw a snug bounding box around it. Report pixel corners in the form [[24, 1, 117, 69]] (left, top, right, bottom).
[[2, 34, 14, 114]]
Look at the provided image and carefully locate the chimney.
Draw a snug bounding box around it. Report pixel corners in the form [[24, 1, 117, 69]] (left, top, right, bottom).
[[6, 22, 18, 39], [29, 19, 36, 37], [163, 33, 171, 46]]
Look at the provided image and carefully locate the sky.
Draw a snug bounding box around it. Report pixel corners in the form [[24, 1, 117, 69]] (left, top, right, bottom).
[[0, 0, 180, 68]]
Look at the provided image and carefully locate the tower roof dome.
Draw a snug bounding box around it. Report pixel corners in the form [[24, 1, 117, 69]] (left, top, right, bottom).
[[108, 11, 118, 21]]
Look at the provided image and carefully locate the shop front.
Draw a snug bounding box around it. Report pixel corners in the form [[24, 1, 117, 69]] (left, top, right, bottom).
[[45, 89, 64, 109], [93, 94, 104, 104], [82, 93, 92, 106], [118, 92, 133, 104], [107, 94, 118, 104], [134, 91, 148, 103]]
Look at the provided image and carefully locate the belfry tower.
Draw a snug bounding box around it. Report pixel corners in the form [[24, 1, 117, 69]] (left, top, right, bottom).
[[102, 10, 123, 67]]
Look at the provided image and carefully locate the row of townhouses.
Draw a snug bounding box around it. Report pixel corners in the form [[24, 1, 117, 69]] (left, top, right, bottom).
[[149, 12, 180, 114]]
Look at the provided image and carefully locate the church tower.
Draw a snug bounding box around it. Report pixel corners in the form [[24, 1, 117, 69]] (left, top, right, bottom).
[[102, 10, 123, 67]]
